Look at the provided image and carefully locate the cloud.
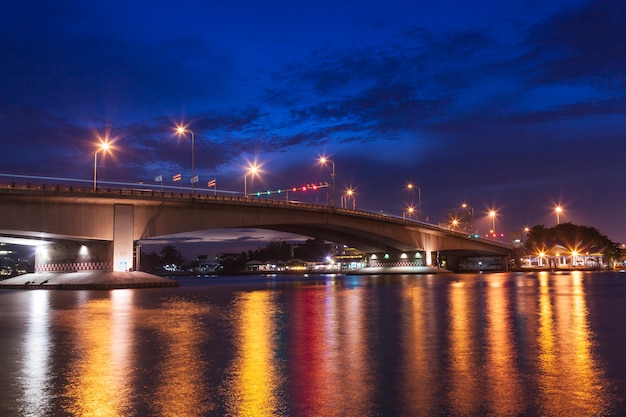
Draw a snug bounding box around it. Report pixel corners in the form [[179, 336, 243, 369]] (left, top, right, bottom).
[[524, 0, 626, 86]]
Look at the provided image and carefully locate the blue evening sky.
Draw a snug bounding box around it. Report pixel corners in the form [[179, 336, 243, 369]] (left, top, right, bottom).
[[1, 0, 625, 254]]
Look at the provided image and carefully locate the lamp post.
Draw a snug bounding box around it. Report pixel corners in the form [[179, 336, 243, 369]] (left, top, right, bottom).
[[403, 205, 415, 220], [175, 125, 195, 195], [93, 141, 111, 190], [319, 156, 335, 207], [244, 164, 259, 198], [342, 188, 356, 210], [489, 210, 497, 239], [407, 183, 422, 221], [555, 205, 562, 224]]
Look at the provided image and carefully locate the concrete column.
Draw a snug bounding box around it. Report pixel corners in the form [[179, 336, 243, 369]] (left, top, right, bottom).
[[422, 234, 433, 266], [113, 204, 134, 272]]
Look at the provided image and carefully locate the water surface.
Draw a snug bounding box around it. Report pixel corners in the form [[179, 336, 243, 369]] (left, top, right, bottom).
[[1, 271, 626, 416]]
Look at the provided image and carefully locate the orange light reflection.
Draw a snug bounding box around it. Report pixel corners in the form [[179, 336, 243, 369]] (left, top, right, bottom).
[[62, 291, 134, 416], [226, 291, 281, 416], [149, 299, 214, 417], [447, 280, 481, 415]]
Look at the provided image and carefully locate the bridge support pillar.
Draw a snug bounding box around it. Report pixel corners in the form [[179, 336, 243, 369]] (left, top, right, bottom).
[[422, 234, 434, 266], [113, 204, 134, 272]]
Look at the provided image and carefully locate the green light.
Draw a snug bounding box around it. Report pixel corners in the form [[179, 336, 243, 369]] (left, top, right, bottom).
[[277, 189, 281, 193], [267, 190, 270, 195], [256, 192, 261, 196]]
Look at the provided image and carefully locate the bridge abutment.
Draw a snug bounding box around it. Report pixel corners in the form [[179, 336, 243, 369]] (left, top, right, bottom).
[[35, 241, 113, 272], [34, 204, 136, 273], [367, 250, 426, 268]]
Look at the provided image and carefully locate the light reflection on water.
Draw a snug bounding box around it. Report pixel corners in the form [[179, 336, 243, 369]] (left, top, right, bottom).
[[60, 290, 135, 416], [484, 275, 523, 415], [448, 279, 482, 415], [18, 290, 53, 417], [147, 297, 213, 417], [226, 291, 282, 416], [2, 271, 625, 416], [536, 271, 608, 415]]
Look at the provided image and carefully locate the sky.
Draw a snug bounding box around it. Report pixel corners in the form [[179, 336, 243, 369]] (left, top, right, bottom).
[[2, 0, 625, 257]]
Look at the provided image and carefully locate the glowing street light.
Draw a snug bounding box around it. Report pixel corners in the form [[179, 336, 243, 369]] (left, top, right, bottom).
[[342, 188, 356, 209], [319, 156, 335, 207], [175, 125, 196, 195], [406, 182, 422, 221], [244, 164, 259, 198], [489, 210, 497, 239], [555, 205, 563, 224], [403, 205, 415, 220], [93, 141, 112, 190]]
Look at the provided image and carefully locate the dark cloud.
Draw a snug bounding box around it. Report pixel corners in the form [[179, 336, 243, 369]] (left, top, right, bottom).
[[524, 0, 626, 85]]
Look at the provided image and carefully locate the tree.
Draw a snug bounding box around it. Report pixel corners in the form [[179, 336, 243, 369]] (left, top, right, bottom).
[[160, 245, 184, 266], [218, 252, 248, 274], [247, 239, 292, 261], [525, 222, 621, 266], [293, 238, 330, 262]]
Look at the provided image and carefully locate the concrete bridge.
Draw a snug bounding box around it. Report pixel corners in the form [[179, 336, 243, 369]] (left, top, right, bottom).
[[0, 183, 512, 273]]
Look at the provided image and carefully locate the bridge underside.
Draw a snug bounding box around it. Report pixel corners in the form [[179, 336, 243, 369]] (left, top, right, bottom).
[[265, 224, 419, 253]]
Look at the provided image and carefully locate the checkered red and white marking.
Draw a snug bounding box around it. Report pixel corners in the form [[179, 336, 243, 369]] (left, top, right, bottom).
[[35, 262, 113, 273]]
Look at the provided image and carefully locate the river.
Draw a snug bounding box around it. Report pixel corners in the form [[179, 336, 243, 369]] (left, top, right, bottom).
[[1, 271, 626, 416]]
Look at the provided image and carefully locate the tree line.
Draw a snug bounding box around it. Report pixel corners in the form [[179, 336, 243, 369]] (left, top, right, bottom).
[[524, 222, 621, 264]]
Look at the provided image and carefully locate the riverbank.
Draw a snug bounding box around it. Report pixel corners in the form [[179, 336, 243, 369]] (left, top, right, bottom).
[[349, 265, 452, 274], [157, 265, 452, 277], [0, 271, 179, 290]]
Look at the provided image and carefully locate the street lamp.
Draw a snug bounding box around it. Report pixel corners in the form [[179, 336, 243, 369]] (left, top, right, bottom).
[[342, 188, 356, 209], [93, 141, 111, 190], [175, 125, 196, 195], [319, 156, 335, 207], [403, 205, 415, 220], [489, 210, 497, 239], [244, 164, 259, 198], [406, 182, 422, 221], [555, 205, 563, 224]]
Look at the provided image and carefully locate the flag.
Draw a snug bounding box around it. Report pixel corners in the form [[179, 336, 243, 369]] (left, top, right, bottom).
[[154, 175, 163, 182], [207, 179, 216, 188], [173, 173, 182, 182], [191, 175, 199, 184]]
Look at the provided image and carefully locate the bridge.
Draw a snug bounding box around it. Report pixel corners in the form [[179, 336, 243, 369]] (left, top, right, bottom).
[[0, 182, 513, 273]]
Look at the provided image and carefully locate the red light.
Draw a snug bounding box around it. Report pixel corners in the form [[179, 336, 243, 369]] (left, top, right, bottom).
[[492, 233, 496, 238], [312, 185, 317, 190], [302, 186, 307, 191], [292, 187, 297, 192], [500, 233, 504, 237]]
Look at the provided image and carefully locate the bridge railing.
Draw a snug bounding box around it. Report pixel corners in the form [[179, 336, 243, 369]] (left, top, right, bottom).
[[0, 182, 512, 249]]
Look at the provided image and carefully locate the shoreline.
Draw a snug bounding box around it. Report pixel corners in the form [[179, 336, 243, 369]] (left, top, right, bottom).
[[0, 271, 179, 290]]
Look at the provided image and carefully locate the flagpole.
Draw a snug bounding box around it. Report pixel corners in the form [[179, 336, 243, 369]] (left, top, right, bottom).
[[208, 179, 217, 196]]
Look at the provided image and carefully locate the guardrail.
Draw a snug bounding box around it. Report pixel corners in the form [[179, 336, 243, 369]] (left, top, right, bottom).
[[0, 181, 512, 249]]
